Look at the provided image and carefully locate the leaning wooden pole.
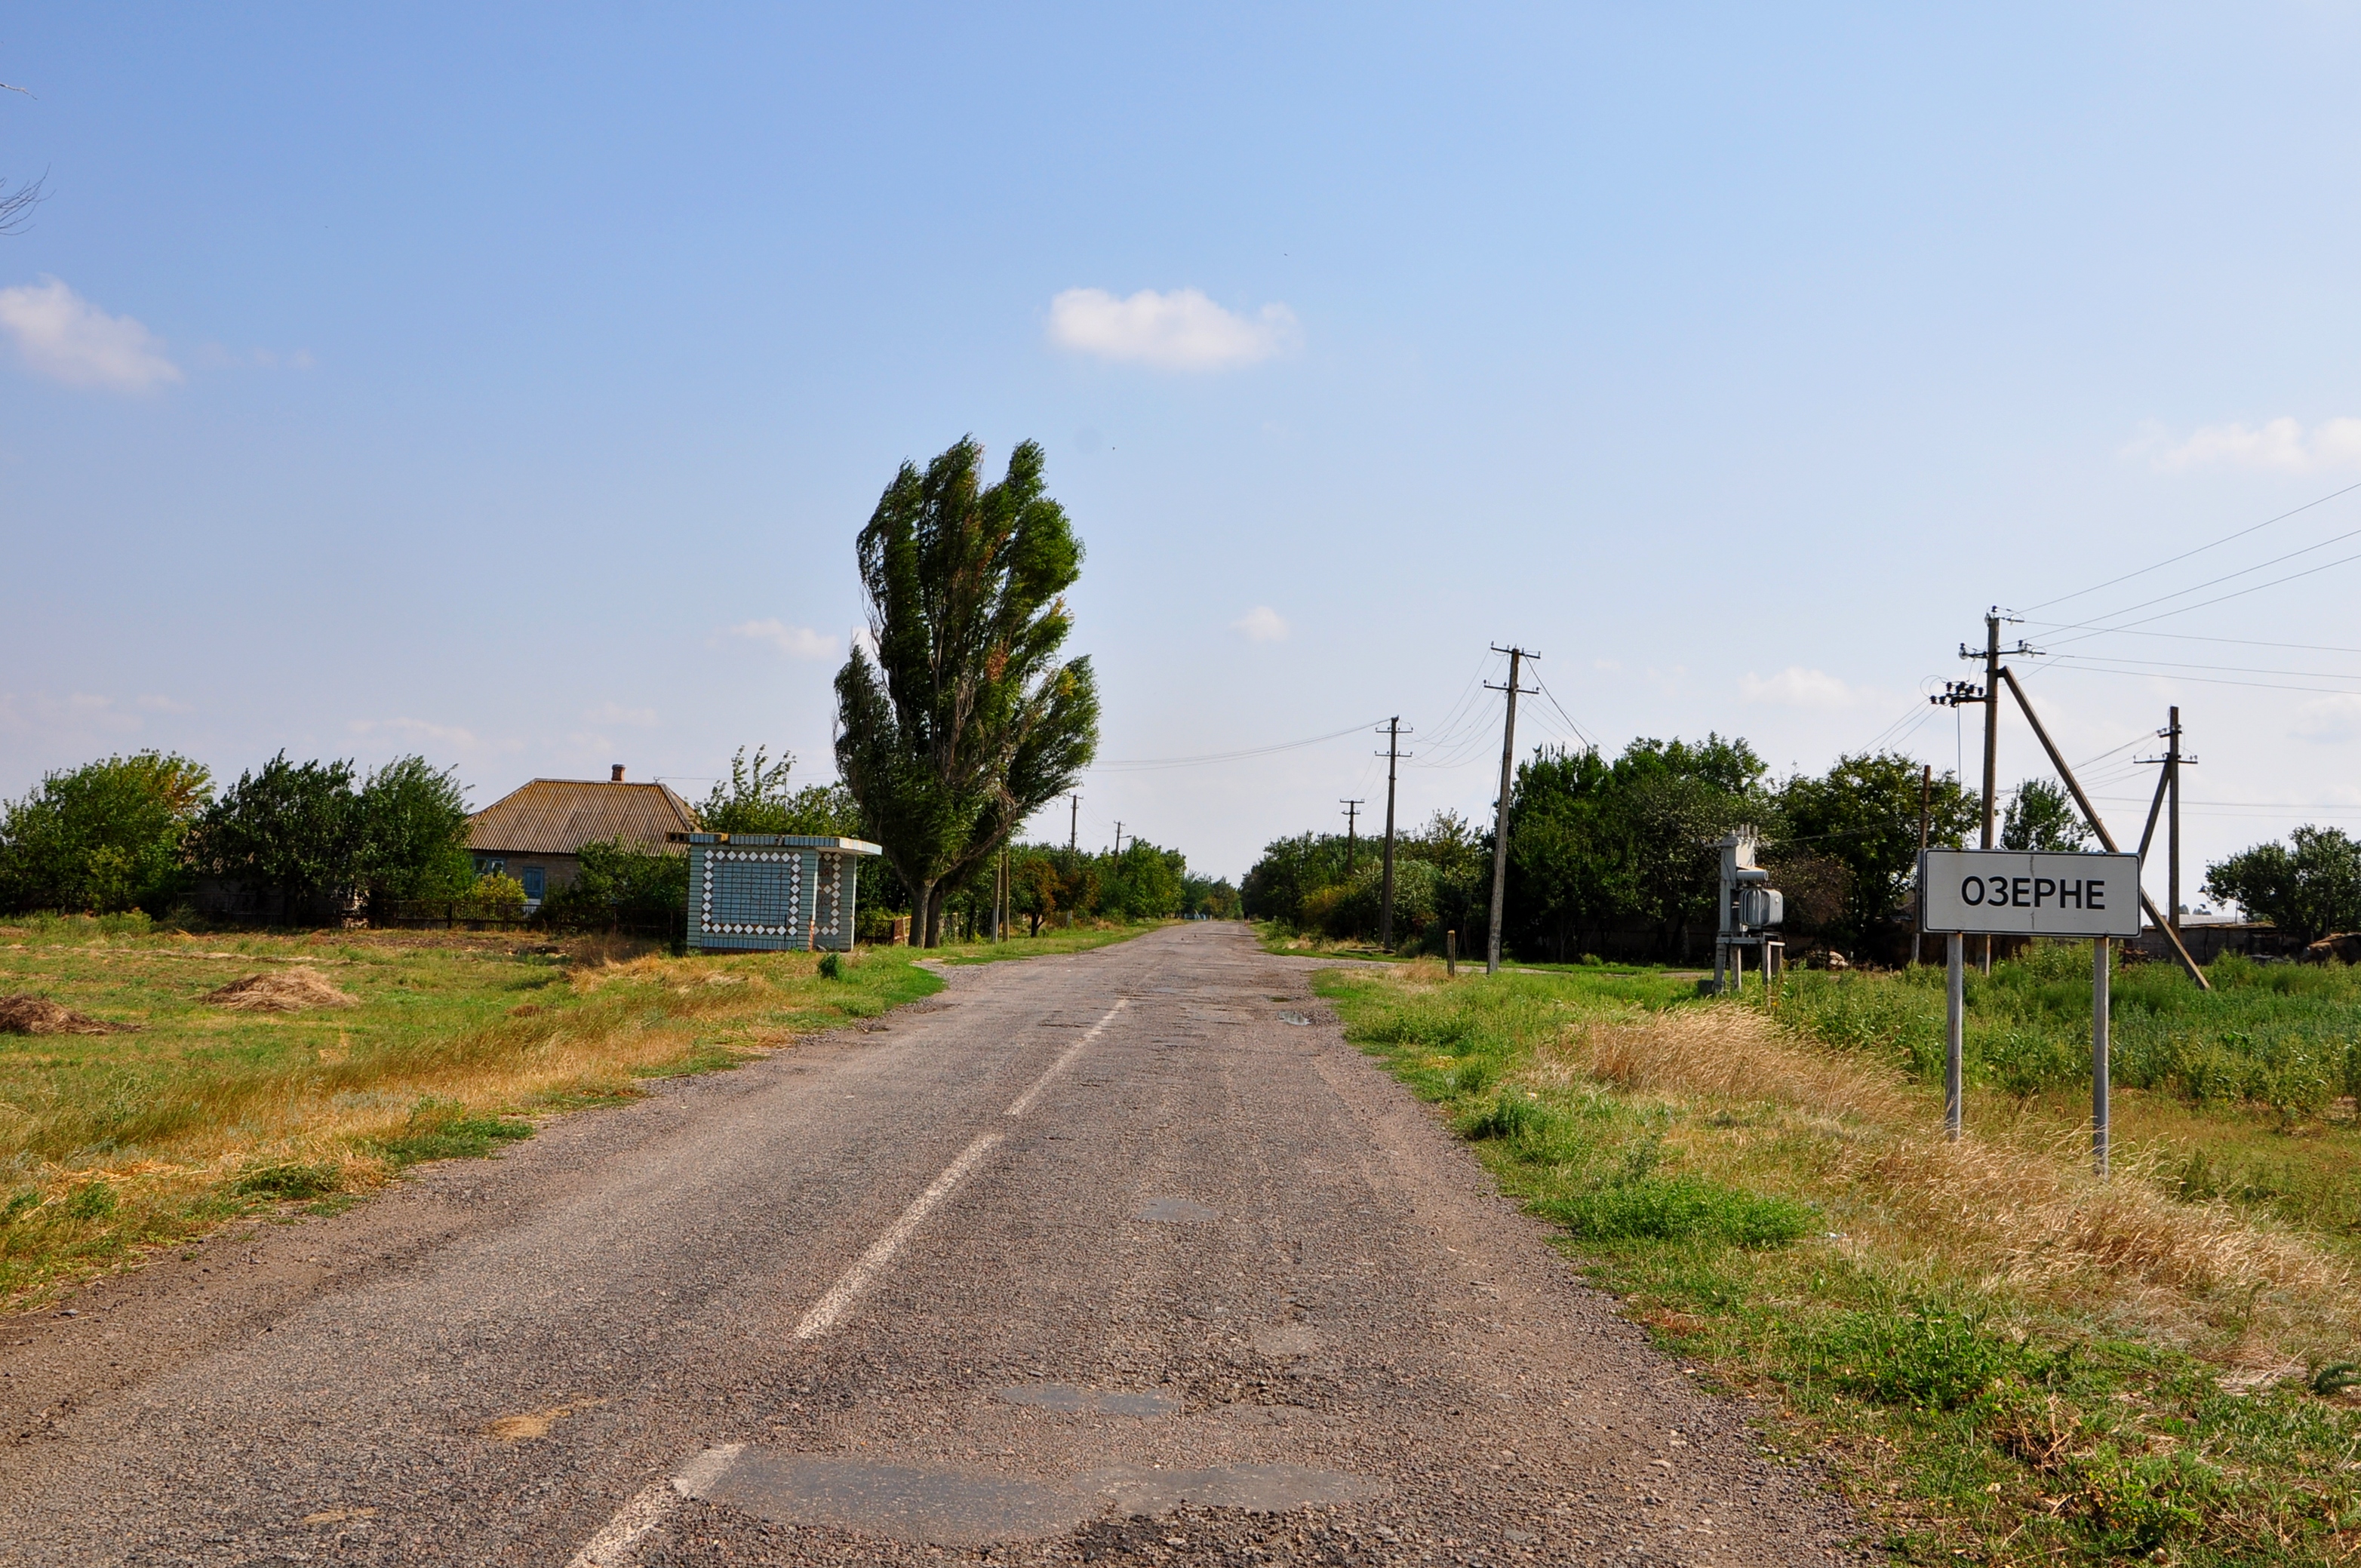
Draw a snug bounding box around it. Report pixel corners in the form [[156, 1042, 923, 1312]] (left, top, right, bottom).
[[1999, 668, 2210, 992]]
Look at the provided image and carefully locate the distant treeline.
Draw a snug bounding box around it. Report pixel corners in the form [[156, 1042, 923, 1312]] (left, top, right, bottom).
[[1245, 736, 2137, 964], [0, 743, 1239, 936]]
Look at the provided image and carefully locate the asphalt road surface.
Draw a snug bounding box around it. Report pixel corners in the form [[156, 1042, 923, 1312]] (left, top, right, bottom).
[[0, 923, 1864, 1566]]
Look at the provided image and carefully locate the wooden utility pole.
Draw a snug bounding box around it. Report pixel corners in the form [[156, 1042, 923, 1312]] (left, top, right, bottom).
[[2167, 706, 2183, 935], [1978, 610, 2001, 973], [1913, 764, 1931, 967], [1484, 645, 1539, 976], [1340, 800, 1363, 877], [1068, 794, 1079, 854], [1376, 718, 1410, 951], [1113, 822, 1124, 858], [2135, 709, 2197, 942]]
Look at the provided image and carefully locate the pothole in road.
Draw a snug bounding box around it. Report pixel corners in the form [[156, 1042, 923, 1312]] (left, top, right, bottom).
[[996, 1384, 1180, 1416], [690, 1451, 1379, 1546], [1133, 1197, 1219, 1222], [699, 1453, 1088, 1546], [1277, 1011, 1311, 1025]]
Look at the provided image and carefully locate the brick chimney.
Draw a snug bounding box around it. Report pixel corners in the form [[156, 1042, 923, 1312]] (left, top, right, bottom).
[[610, 764, 626, 782]]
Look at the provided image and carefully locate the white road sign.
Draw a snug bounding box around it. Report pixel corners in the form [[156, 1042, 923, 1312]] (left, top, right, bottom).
[[1918, 849, 2142, 938]]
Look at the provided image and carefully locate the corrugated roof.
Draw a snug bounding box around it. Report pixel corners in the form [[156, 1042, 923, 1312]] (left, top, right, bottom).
[[467, 779, 699, 856]]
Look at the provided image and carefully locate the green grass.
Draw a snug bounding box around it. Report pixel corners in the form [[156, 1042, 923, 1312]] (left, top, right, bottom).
[[1777, 944, 2361, 1119], [0, 918, 945, 1305], [1315, 958, 2361, 1565]]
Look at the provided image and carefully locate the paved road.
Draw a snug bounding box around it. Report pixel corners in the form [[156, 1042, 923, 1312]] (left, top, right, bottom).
[[0, 924, 1862, 1566]]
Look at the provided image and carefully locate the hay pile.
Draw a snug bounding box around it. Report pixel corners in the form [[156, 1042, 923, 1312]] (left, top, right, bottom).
[[204, 967, 357, 1013], [0, 995, 137, 1035]]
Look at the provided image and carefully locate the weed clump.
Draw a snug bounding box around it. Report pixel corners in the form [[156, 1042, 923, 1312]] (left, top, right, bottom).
[[374, 1097, 533, 1167], [1544, 1175, 1815, 1248], [232, 1160, 343, 1200]]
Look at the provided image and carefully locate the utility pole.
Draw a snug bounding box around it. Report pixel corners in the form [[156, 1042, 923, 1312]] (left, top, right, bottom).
[[1113, 822, 1124, 858], [1068, 794, 1079, 854], [1376, 718, 1411, 951], [1340, 800, 1363, 877], [1943, 609, 2032, 973], [1912, 764, 1930, 967], [2135, 709, 2196, 935], [2168, 706, 2183, 935], [1484, 645, 1539, 976]]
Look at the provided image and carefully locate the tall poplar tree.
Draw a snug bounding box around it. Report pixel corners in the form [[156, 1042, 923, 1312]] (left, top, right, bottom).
[[834, 437, 1099, 945]]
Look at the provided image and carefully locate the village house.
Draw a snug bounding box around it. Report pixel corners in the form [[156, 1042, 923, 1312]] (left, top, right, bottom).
[[466, 766, 697, 908]]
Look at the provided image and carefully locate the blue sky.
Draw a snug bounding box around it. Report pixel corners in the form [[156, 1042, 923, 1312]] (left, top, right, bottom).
[[6, 5, 2361, 898]]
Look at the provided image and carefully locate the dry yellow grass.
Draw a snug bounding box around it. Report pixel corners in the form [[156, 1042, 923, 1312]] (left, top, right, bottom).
[[1563, 1006, 1913, 1124], [0, 931, 940, 1306], [1514, 997, 2355, 1362]]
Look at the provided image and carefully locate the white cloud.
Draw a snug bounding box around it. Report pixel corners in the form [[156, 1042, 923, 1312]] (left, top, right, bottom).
[[725, 619, 838, 659], [584, 700, 657, 727], [0, 278, 183, 392], [1232, 605, 1290, 643], [2133, 416, 2361, 473], [1740, 667, 1868, 709], [1047, 287, 1300, 370]]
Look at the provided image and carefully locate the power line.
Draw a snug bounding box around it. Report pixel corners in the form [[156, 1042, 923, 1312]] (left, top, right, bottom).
[[2037, 659, 2361, 698], [2042, 650, 2361, 682], [1089, 721, 1383, 771], [2023, 622, 2361, 658], [1534, 675, 1597, 751], [2019, 475, 2361, 613], [2043, 543, 2361, 645]]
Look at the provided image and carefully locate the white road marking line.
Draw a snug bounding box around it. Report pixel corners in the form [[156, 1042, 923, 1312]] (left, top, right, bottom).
[[792, 1130, 1005, 1339], [1004, 997, 1128, 1118], [566, 1443, 744, 1568], [788, 997, 1130, 1342]]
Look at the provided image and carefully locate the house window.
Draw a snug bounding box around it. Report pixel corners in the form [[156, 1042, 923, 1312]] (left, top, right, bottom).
[[521, 866, 546, 900], [474, 856, 505, 878]]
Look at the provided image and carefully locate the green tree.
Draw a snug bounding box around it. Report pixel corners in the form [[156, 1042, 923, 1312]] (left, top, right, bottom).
[[1504, 736, 1765, 961], [184, 753, 364, 917], [699, 746, 864, 837], [2000, 776, 2092, 853], [2205, 826, 2361, 943], [1775, 752, 1978, 954], [833, 438, 1099, 945], [0, 751, 213, 914], [1099, 839, 1185, 920], [1182, 875, 1240, 919], [356, 757, 475, 905]]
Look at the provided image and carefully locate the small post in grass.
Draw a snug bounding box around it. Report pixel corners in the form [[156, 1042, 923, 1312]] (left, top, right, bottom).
[[1446, 929, 1457, 979], [1945, 930, 1964, 1141]]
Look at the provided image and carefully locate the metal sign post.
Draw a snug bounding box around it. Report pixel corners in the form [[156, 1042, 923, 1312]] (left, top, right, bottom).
[[1944, 931, 1964, 1139], [1918, 848, 2139, 1174]]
